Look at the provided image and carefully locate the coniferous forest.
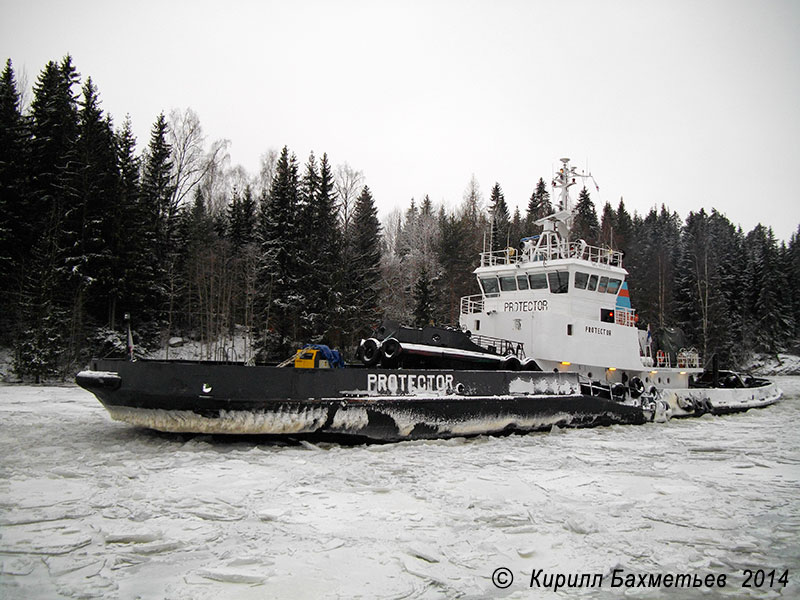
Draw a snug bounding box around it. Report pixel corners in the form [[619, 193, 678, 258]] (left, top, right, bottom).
[[1, 56, 799, 381]]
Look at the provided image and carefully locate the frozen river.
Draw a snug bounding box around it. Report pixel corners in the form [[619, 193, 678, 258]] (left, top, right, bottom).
[[1, 378, 798, 599]]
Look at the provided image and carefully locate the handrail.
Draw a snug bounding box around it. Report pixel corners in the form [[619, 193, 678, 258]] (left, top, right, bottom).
[[469, 334, 525, 358], [615, 306, 637, 328], [479, 241, 623, 268], [480, 249, 521, 267], [460, 294, 484, 314], [677, 348, 701, 369]]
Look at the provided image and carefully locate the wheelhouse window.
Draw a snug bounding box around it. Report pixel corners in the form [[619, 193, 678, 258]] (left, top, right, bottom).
[[516, 275, 529, 290], [548, 271, 569, 294], [597, 276, 609, 293], [499, 276, 517, 292], [587, 274, 598, 291], [574, 272, 589, 290], [480, 277, 499, 297], [528, 273, 548, 290], [607, 278, 621, 295]]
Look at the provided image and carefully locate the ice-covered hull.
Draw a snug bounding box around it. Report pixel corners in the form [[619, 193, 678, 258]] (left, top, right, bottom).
[[664, 382, 783, 417], [76, 359, 647, 441]]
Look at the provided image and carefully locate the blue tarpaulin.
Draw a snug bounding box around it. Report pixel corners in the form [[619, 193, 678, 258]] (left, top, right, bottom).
[[302, 344, 345, 368]]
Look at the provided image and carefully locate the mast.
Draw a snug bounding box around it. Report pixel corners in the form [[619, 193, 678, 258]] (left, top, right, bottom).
[[527, 158, 598, 261], [553, 157, 577, 214], [527, 158, 577, 259]]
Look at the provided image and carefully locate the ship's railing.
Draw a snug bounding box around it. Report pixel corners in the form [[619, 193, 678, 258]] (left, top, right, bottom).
[[480, 248, 522, 267], [677, 348, 701, 368], [654, 348, 701, 368], [470, 334, 525, 358], [615, 306, 637, 327], [568, 242, 623, 267], [460, 294, 484, 314], [479, 241, 623, 267], [640, 345, 654, 367]]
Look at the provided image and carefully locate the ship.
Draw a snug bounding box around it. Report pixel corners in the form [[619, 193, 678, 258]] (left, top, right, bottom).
[[76, 158, 781, 441]]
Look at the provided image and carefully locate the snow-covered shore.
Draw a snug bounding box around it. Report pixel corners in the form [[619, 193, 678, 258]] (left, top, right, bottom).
[[746, 353, 800, 376], [1, 378, 798, 598]]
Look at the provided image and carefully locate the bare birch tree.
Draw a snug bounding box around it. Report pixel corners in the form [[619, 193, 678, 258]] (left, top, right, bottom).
[[335, 162, 364, 241], [168, 107, 230, 212]]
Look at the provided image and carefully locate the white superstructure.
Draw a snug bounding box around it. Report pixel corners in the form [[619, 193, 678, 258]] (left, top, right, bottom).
[[459, 158, 700, 392]]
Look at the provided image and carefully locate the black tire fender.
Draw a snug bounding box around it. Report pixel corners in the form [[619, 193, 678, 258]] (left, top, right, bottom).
[[361, 338, 382, 367], [628, 376, 645, 398], [381, 338, 401, 360]]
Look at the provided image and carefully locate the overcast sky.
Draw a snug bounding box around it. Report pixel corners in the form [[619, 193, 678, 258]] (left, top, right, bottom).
[[2, 0, 799, 241]]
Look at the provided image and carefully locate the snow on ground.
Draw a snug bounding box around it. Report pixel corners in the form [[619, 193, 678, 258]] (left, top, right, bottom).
[[148, 328, 257, 363], [747, 353, 800, 377], [1, 379, 799, 599]]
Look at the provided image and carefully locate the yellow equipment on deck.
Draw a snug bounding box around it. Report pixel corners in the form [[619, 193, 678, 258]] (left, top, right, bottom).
[[294, 348, 330, 369], [276, 348, 331, 369], [277, 345, 342, 369]]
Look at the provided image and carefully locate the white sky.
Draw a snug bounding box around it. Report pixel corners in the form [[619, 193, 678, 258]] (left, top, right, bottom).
[[2, 0, 799, 241]]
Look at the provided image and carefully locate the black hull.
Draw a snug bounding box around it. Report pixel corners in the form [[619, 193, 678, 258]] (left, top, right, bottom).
[[77, 359, 647, 441]]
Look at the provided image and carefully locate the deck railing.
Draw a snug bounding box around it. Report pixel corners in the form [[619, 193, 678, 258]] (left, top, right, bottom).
[[460, 294, 484, 315], [676, 348, 701, 368], [469, 334, 525, 358], [615, 306, 637, 328], [654, 348, 701, 368], [480, 241, 623, 268]]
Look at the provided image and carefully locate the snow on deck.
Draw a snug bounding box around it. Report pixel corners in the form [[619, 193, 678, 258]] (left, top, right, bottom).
[[1, 379, 799, 599]]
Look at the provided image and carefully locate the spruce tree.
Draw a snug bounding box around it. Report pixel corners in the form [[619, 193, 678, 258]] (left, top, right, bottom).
[[788, 225, 800, 346], [489, 183, 509, 252], [509, 207, 523, 249], [309, 153, 341, 342], [708, 211, 746, 363], [138, 113, 175, 335], [114, 116, 154, 335], [398, 199, 418, 258], [63, 77, 120, 351], [615, 199, 634, 257], [599, 201, 616, 248], [570, 187, 599, 245], [525, 177, 551, 234], [16, 56, 81, 379], [437, 209, 466, 323], [744, 224, 792, 356], [227, 185, 257, 251], [296, 152, 320, 340], [412, 266, 436, 327], [0, 59, 29, 342], [420, 194, 433, 217], [141, 113, 175, 258], [345, 185, 382, 344], [674, 210, 731, 365], [28, 56, 79, 234], [627, 206, 681, 330], [256, 146, 300, 358]]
